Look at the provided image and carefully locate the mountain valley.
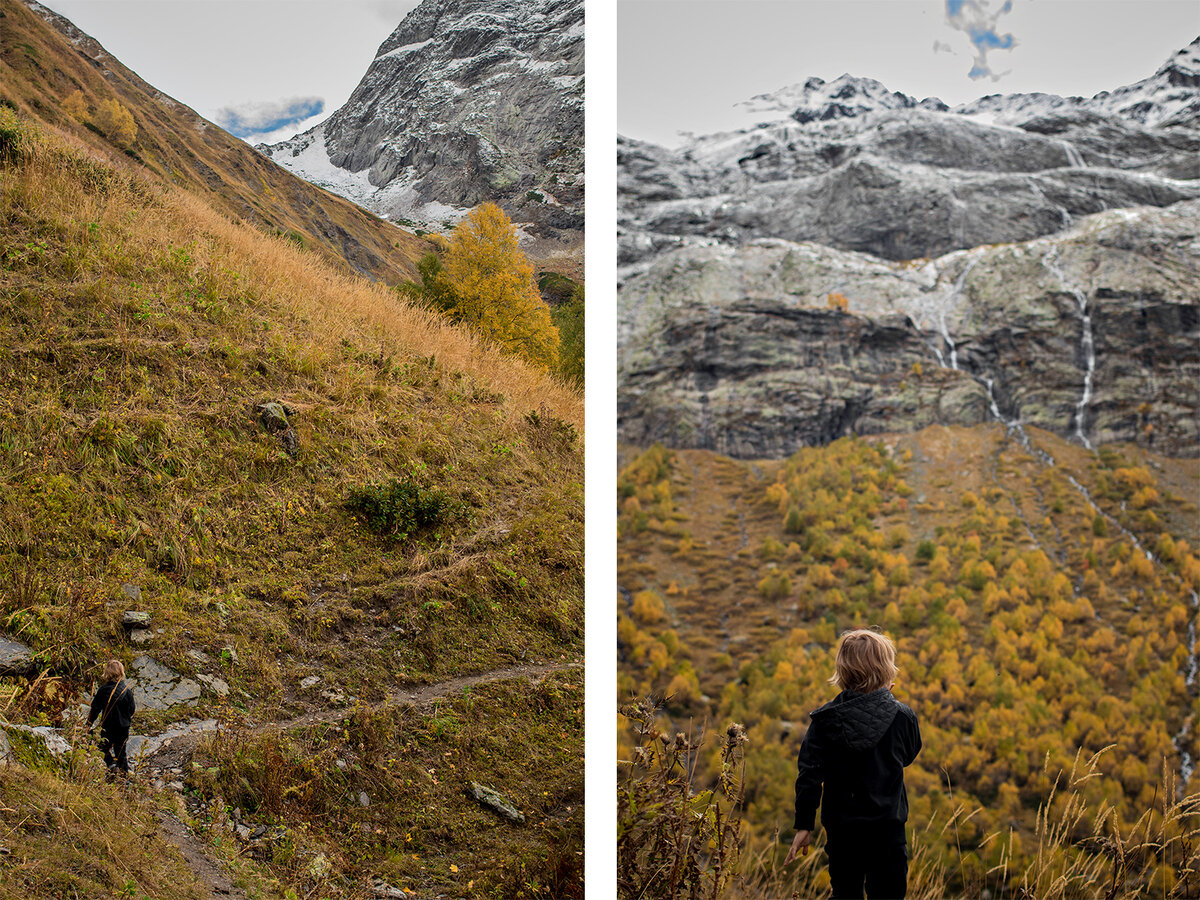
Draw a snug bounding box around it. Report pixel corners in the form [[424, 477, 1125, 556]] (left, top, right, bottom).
[[0, 0, 584, 897], [618, 35, 1200, 900]]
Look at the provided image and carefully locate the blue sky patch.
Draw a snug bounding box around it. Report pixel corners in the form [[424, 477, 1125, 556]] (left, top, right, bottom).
[[216, 97, 325, 139]]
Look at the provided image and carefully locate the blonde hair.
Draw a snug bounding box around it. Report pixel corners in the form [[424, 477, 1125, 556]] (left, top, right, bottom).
[[103, 659, 125, 682], [829, 629, 898, 693]]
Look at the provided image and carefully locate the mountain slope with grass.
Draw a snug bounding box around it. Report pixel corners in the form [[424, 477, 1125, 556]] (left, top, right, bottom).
[[618, 429, 1199, 898], [1, 0, 431, 286], [0, 69, 582, 900]]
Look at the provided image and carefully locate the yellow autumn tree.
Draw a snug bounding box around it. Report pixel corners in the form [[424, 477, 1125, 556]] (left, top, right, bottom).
[[442, 202, 559, 370], [63, 90, 87, 121], [96, 98, 137, 147]]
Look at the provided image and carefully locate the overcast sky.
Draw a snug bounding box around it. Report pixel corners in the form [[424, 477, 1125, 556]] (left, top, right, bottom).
[[38, 0, 419, 144], [619, 0, 1200, 146]]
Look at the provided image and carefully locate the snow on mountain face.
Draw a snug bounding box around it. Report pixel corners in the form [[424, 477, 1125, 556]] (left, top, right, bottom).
[[619, 39, 1200, 272], [261, 0, 583, 252], [956, 37, 1200, 129], [732, 73, 949, 129], [618, 40, 1200, 460]]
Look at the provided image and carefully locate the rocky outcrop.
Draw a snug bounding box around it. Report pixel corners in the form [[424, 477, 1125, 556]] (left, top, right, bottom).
[[130, 656, 202, 711], [619, 39, 1200, 272], [261, 0, 583, 251], [618, 202, 1199, 459], [0, 639, 34, 676]]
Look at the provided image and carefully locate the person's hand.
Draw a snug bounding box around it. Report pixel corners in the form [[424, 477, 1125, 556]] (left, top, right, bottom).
[[783, 829, 811, 865]]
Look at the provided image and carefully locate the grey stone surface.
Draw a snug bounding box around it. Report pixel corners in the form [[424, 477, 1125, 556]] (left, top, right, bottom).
[[617, 43, 1200, 460], [130, 656, 202, 711], [122, 611, 151, 629], [196, 674, 230, 697], [619, 202, 1199, 458], [0, 639, 34, 676], [467, 781, 525, 823], [1, 723, 71, 758], [126, 718, 218, 768], [261, 0, 583, 245], [619, 44, 1199, 270]]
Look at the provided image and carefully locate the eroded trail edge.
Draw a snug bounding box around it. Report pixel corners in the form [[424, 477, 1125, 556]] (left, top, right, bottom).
[[136, 659, 582, 769]]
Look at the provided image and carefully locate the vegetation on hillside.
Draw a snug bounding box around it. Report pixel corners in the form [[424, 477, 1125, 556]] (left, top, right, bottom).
[[0, 0, 430, 285], [398, 203, 579, 379], [618, 429, 1199, 898], [0, 107, 583, 898]]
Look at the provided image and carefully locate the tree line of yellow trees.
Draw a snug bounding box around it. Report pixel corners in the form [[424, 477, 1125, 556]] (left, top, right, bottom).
[[618, 435, 1199, 897]]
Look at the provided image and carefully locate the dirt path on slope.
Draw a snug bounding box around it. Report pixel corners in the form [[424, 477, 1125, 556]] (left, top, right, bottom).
[[155, 809, 248, 899], [141, 659, 580, 899], [142, 658, 582, 769]]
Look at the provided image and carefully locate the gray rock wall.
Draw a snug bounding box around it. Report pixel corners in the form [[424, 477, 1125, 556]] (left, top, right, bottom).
[[618, 202, 1200, 458]]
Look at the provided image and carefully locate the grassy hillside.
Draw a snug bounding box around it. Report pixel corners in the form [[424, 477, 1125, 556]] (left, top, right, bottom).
[[0, 0, 431, 285], [0, 99, 583, 899], [618, 427, 1199, 898]]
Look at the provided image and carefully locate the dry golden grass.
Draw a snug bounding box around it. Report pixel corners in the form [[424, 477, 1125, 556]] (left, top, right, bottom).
[[1, 0, 433, 286], [714, 751, 1199, 900], [3, 113, 582, 431], [0, 105, 585, 898]]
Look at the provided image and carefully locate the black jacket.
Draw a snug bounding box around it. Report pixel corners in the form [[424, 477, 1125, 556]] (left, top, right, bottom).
[[793, 688, 921, 831], [89, 679, 135, 733]]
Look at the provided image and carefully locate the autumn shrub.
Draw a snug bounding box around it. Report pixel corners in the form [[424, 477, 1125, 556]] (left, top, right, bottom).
[[632, 590, 666, 625], [95, 98, 136, 147], [443, 202, 560, 370], [62, 89, 87, 121]]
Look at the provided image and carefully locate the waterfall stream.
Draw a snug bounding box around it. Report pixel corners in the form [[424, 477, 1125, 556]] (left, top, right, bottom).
[[902, 249, 1196, 796], [1028, 178, 1073, 230], [1180, 591, 1200, 793], [1042, 248, 1096, 450], [1059, 139, 1087, 169]]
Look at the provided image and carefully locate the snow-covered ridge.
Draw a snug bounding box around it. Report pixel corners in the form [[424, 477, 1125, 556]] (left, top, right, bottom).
[[261, 0, 583, 249], [619, 38, 1199, 269]]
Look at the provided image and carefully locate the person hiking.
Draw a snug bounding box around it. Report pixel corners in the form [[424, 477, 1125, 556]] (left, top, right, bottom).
[[784, 629, 922, 899], [88, 659, 136, 776]]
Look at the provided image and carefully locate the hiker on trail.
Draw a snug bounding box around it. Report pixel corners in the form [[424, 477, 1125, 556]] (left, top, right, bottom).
[[784, 629, 922, 899], [88, 659, 136, 776]]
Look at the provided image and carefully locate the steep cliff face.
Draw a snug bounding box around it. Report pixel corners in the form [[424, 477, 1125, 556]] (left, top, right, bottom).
[[619, 40, 1199, 459], [262, 0, 583, 255], [619, 202, 1199, 459], [619, 39, 1199, 271]]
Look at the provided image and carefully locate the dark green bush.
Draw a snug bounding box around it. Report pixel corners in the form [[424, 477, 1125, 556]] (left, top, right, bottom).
[[345, 479, 459, 541]]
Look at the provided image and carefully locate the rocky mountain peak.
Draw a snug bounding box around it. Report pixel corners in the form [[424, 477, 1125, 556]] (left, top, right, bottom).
[[734, 72, 947, 127], [619, 41, 1199, 460], [261, 0, 583, 261]]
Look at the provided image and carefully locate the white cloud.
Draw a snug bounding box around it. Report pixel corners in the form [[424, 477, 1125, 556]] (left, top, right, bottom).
[[214, 96, 325, 138]]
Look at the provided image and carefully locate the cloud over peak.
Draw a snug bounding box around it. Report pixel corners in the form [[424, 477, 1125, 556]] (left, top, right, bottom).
[[215, 96, 325, 139], [945, 0, 1017, 81]]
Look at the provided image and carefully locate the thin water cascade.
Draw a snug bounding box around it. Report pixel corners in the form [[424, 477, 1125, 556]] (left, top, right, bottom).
[[1028, 178, 1073, 230], [1177, 589, 1198, 797], [939, 259, 978, 370], [1042, 248, 1096, 450], [1188, 591, 1199, 689], [1058, 139, 1087, 169]]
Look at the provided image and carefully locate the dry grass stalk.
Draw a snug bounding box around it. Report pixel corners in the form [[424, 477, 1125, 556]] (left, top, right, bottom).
[[618, 698, 749, 900]]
